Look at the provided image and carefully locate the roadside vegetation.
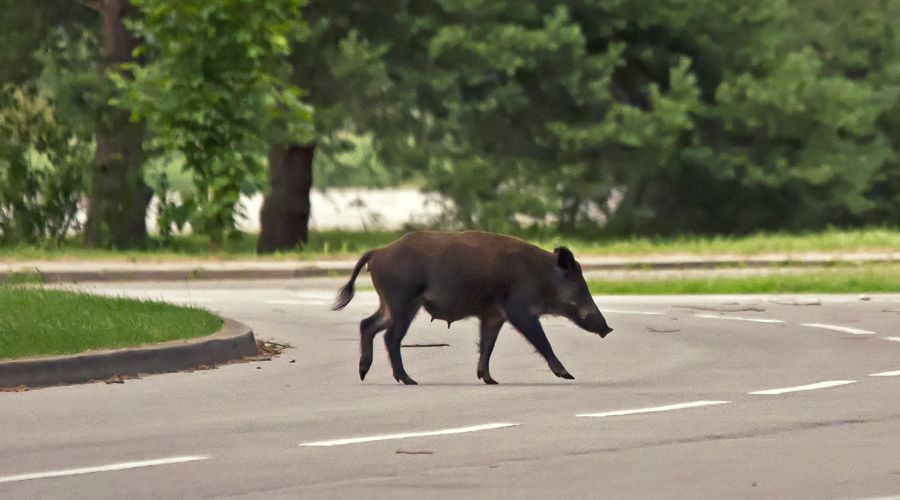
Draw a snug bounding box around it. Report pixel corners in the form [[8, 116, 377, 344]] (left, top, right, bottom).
[[5, 2, 900, 256], [0, 287, 222, 360], [0, 227, 897, 262]]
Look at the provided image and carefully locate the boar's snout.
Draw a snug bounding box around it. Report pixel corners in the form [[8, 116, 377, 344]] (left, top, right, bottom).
[[579, 309, 613, 338]]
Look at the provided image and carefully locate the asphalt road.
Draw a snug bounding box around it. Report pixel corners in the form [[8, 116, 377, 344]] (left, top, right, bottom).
[[2, 278, 900, 499]]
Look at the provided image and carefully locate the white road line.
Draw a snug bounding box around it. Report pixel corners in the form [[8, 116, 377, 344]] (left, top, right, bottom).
[[694, 314, 785, 324], [575, 400, 729, 418], [883, 337, 900, 343], [602, 309, 665, 316], [800, 323, 875, 335], [299, 422, 519, 447], [869, 369, 900, 377], [749, 380, 856, 395], [0, 456, 209, 484]]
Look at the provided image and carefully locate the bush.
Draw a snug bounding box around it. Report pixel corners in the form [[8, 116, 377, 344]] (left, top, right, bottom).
[[0, 85, 92, 246]]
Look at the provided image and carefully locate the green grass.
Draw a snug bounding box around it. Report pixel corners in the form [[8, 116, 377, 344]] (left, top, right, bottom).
[[0, 287, 222, 360], [0, 227, 898, 261], [533, 227, 900, 256], [0, 231, 402, 262], [587, 264, 900, 295]]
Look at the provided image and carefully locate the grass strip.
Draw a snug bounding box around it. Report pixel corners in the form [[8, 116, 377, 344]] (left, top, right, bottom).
[[587, 265, 900, 295], [0, 228, 898, 261], [0, 287, 222, 360]]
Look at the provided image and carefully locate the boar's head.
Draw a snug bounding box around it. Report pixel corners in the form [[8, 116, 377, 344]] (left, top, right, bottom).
[[551, 247, 613, 338]]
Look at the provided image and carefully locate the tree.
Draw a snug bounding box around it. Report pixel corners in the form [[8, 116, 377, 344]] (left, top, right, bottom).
[[120, 0, 310, 247], [355, 1, 705, 232], [357, 0, 900, 234], [645, 0, 900, 233], [257, 1, 404, 253], [82, 0, 153, 248], [0, 1, 152, 248]]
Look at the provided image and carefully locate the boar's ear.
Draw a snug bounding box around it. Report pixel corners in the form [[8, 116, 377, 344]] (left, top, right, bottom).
[[554, 246, 577, 271]]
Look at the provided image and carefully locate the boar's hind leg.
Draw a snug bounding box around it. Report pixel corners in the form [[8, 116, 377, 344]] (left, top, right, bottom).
[[384, 302, 421, 385], [505, 303, 574, 380], [477, 317, 504, 385], [359, 309, 388, 382]]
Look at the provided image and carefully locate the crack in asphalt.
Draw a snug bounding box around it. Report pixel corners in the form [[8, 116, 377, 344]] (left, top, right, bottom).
[[675, 305, 767, 312]]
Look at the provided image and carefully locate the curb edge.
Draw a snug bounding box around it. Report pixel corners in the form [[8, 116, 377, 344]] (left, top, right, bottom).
[[0, 318, 257, 389]]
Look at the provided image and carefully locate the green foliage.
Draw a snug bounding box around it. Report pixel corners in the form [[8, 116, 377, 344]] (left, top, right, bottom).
[[314, 133, 421, 188], [0, 85, 92, 246], [117, 0, 312, 245], [357, 1, 711, 231], [349, 0, 900, 234], [35, 26, 109, 139], [0, 0, 96, 86], [5, 1, 900, 245]]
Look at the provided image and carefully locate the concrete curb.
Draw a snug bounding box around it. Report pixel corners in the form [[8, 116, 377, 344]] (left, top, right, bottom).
[[1, 263, 351, 284], [0, 318, 257, 389], [31, 267, 341, 283]]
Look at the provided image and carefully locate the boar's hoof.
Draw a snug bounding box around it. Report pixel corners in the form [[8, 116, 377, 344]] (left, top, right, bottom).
[[478, 370, 499, 384], [359, 360, 373, 381], [556, 371, 575, 380], [397, 375, 418, 385]]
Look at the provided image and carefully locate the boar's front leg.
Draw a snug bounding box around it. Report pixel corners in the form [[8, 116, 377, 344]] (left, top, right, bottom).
[[477, 315, 504, 385], [504, 300, 574, 380]]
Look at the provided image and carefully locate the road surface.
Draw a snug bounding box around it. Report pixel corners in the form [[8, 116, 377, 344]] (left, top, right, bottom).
[[2, 278, 899, 499]]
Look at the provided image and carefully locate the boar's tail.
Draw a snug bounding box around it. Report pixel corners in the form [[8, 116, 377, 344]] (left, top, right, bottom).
[[332, 250, 375, 311]]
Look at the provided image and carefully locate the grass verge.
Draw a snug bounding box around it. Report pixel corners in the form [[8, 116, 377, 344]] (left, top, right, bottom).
[[0, 227, 898, 261], [587, 264, 900, 295], [0, 287, 222, 360]]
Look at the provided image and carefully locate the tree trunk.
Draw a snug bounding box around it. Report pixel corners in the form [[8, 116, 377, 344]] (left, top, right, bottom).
[[84, 0, 151, 248], [257, 143, 315, 254]]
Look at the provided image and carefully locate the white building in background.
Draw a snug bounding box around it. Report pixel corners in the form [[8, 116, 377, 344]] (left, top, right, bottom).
[[146, 188, 446, 234]]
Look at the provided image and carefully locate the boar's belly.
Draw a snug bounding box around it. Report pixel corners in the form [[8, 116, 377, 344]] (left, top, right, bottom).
[[422, 300, 470, 324], [421, 286, 499, 324]]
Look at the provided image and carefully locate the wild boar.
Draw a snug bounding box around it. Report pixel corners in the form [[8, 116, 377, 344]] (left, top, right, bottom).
[[332, 230, 613, 385]]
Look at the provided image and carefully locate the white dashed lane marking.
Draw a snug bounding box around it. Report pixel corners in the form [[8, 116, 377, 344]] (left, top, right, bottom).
[[575, 400, 729, 418], [602, 309, 665, 316], [869, 369, 900, 377], [800, 323, 875, 335], [0, 456, 209, 484], [882, 337, 900, 343], [694, 314, 785, 324], [749, 380, 857, 395], [299, 423, 520, 447]]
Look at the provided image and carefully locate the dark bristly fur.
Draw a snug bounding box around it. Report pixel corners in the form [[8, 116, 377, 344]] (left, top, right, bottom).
[[332, 250, 374, 311], [333, 231, 613, 385]]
